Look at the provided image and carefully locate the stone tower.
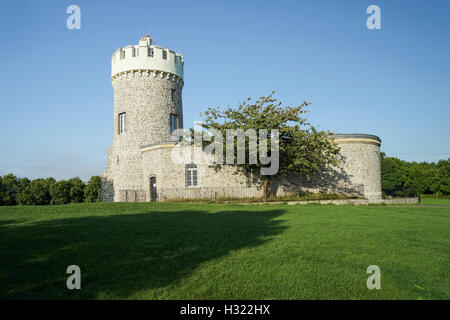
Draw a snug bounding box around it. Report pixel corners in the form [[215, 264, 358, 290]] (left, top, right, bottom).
[[102, 35, 184, 201]]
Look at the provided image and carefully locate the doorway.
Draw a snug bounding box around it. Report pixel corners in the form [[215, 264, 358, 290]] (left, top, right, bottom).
[[149, 177, 157, 202]]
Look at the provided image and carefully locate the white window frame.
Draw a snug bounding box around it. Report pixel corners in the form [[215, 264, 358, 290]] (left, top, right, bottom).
[[119, 112, 126, 134], [186, 164, 198, 187]]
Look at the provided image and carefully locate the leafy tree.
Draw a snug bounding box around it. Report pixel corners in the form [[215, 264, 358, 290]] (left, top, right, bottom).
[[84, 176, 101, 202], [381, 153, 449, 197], [0, 174, 30, 205], [18, 177, 30, 193], [50, 180, 72, 205], [0, 173, 20, 205], [68, 177, 85, 203], [0, 177, 5, 206], [200, 92, 340, 197], [17, 178, 53, 205]]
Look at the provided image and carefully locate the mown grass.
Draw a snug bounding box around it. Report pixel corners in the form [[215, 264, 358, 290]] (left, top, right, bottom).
[[0, 202, 448, 300], [420, 197, 450, 205]]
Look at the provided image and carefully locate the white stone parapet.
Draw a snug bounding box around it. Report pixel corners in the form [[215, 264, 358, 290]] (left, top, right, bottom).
[[111, 35, 183, 80]]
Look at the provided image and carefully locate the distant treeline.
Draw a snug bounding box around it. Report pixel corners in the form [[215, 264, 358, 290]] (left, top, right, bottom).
[[381, 153, 449, 197], [0, 175, 101, 206]]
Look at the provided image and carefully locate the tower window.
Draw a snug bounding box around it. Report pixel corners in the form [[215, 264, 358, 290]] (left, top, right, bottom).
[[148, 47, 154, 57], [185, 164, 198, 187], [118, 112, 126, 134], [120, 50, 125, 59], [171, 89, 176, 103], [170, 114, 179, 134], [162, 50, 167, 60]]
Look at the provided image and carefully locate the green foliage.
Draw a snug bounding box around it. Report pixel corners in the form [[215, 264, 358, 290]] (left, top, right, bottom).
[[381, 153, 450, 197], [0, 178, 4, 206], [17, 178, 54, 205], [68, 177, 85, 203], [0, 174, 29, 205], [200, 92, 340, 191], [50, 180, 72, 205], [84, 176, 101, 202], [2, 175, 100, 206]]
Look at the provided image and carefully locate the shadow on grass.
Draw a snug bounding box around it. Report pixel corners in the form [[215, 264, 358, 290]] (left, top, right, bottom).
[[0, 208, 287, 299]]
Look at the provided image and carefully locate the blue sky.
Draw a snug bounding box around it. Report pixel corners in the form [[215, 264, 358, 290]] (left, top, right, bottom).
[[0, 0, 449, 180]]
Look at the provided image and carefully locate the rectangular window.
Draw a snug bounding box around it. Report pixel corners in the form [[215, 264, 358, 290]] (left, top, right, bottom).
[[120, 50, 125, 59], [186, 164, 198, 187], [171, 89, 176, 103], [119, 113, 126, 134], [162, 50, 167, 60], [247, 168, 260, 186], [148, 47, 154, 57], [170, 114, 178, 134]]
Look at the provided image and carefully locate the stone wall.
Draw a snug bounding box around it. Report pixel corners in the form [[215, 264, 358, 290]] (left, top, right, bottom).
[[135, 134, 382, 202], [104, 133, 382, 202], [102, 71, 183, 201]]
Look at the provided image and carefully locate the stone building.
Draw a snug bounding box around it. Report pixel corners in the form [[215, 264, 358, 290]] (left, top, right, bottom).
[[102, 35, 382, 202]]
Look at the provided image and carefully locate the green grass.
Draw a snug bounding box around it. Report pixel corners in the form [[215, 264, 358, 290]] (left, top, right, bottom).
[[420, 197, 450, 205], [0, 202, 448, 300]]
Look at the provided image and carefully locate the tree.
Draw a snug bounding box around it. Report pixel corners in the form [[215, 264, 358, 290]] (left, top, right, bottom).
[[0, 174, 30, 205], [84, 176, 101, 202], [17, 178, 54, 205], [381, 154, 450, 197], [0, 173, 20, 205], [200, 92, 340, 198], [0, 177, 5, 206], [50, 180, 72, 205], [68, 177, 85, 203]]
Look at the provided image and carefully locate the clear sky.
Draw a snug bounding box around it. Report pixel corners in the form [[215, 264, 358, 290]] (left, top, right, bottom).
[[0, 0, 449, 181]]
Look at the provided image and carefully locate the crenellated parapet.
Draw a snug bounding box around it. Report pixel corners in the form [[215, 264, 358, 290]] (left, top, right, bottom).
[[111, 68, 184, 87], [111, 35, 183, 81]]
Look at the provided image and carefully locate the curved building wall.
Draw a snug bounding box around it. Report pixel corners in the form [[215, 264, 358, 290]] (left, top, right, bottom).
[[333, 134, 382, 200], [136, 133, 382, 202]]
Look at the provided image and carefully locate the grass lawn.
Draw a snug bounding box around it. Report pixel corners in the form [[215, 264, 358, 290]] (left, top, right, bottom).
[[0, 202, 448, 300], [419, 197, 450, 205]]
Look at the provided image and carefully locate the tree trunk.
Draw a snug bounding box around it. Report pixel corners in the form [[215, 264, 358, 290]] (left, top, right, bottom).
[[263, 178, 271, 200]]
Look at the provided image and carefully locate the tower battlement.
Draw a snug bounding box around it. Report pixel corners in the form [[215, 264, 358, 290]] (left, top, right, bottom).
[[111, 35, 183, 80]]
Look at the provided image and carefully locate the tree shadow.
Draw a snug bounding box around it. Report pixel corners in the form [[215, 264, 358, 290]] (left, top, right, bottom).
[[270, 163, 364, 198], [0, 208, 287, 299]]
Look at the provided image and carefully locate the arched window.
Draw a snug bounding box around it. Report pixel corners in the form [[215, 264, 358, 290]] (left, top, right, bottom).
[[185, 164, 198, 187]]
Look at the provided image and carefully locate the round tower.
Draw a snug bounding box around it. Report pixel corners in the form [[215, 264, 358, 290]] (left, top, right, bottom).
[[333, 134, 382, 201], [102, 35, 184, 202]]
